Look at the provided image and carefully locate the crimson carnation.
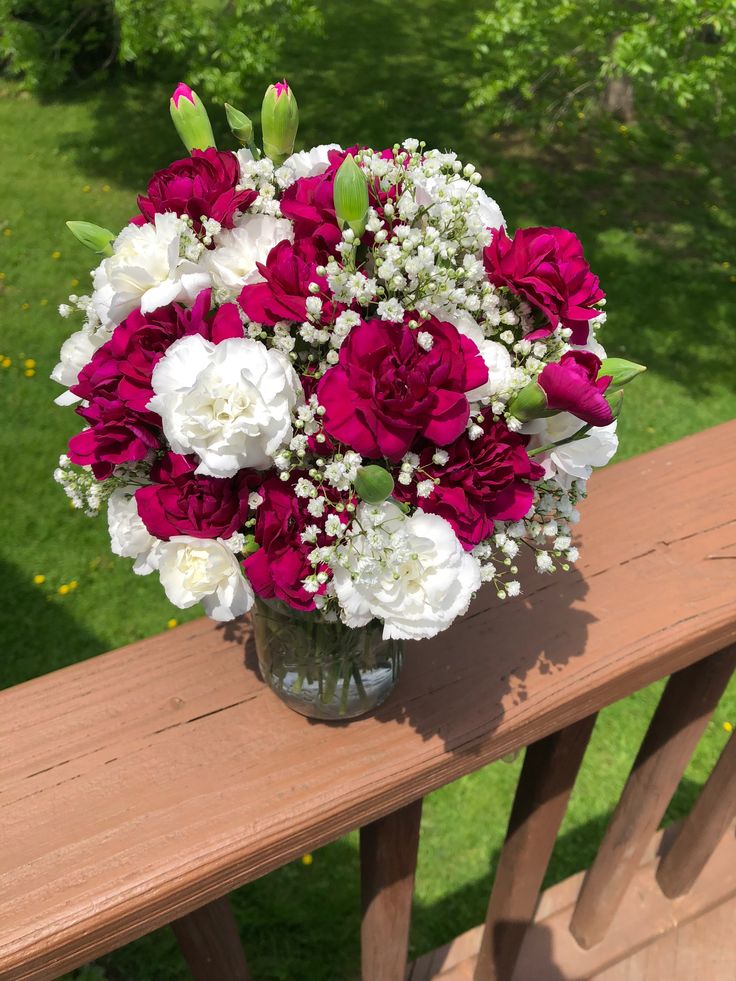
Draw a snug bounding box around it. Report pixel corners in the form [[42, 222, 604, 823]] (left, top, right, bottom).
[[68, 398, 160, 480], [238, 240, 333, 327], [483, 226, 604, 345], [72, 291, 243, 411], [538, 350, 613, 427], [134, 452, 256, 540], [317, 316, 488, 463], [136, 148, 257, 234], [243, 477, 321, 611], [394, 416, 544, 549]]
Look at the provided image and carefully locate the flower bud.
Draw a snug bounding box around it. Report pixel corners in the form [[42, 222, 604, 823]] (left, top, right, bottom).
[[354, 465, 395, 504], [333, 155, 370, 238], [169, 82, 216, 152], [507, 381, 553, 422], [65, 221, 115, 256], [224, 102, 254, 145], [598, 357, 646, 387], [605, 388, 625, 419], [261, 80, 299, 165]]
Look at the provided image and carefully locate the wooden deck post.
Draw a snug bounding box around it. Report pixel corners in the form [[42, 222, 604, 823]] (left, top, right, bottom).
[[473, 713, 598, 981], [171, 895, 251, 981], [360, 797, 423, 981], [570, 644, 736, 949], [657, 732, 736, 898]]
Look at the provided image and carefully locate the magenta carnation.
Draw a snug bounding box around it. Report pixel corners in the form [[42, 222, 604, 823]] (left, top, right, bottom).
[[243, 477, 328, 611], [68, 399, 160, 480], [317, 316, 488, 462], [238, 240, 333, 327], [538, 350, 613, 427], [483, 226, 604, 344], [136, 148, 257, 234], [394, 416, 544, 549], [134, 452, 256, 540], [72, 291, 243, 411]]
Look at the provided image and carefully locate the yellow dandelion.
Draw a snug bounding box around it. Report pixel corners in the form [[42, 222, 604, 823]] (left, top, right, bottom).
[[3, 228, 12, 237], [24, 368, 35, 378], [33, 574, 46, 585], [58, 583, 70, 596], [40, 298, 48, 306], [102, 184, 111, 192], [167, 617, 178, 629], [724, 721, 733, 733], [618, 124, 628, 134], [51, 250, 61, 260], [68, 579, 79, 590], [24, 358, 37, 368], [730, 275, 736, 284], [0, 272, 6, 279], [70, 278, 80, 287], [301, 854, 313, 866], [2, 357, 11, 368], [21, 302, 30, 311], [721, 261, 730, 269], [82, 185, 91, 193]]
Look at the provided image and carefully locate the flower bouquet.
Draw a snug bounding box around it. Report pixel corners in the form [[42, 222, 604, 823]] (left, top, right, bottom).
[[52, 81, 644, 719]]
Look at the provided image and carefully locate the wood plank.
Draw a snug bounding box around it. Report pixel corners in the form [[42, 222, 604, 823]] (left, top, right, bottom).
[[409, 823, 736, 980], [170, 896, 250, 981], [361, 798, 423, 981], [657, 733, 736, 899], [1, 422, 735, 980], [473, 714, 597, 980], [569, 645, 736, 949]]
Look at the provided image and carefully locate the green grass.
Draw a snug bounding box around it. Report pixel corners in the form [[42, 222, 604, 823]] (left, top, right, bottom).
[[1, 2, 734, 977]]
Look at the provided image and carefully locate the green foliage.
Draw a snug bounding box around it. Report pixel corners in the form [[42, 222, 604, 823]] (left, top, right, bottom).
[[114, 0, 322, 102], [469, 1, 736, 133], [0, 1, 118, 91], [0, 0, 323, 101]]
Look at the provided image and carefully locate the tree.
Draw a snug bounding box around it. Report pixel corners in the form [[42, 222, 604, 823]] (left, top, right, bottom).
[[468, 1, 736, 134]]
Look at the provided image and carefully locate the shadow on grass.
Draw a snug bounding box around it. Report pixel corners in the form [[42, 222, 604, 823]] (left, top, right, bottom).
[[75, 771, 706, 981], [0, 557, 106, 691]]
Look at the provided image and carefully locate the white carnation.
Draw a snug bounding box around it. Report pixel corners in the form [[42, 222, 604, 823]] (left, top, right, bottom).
[[148, 334, 301, 477], [413, 174, 505, 231], [107, 488, 158, 575], [92, 213, 210, 326], [205, 214, 293, 295], [523, 413, 619, 487], [50, 326, 109, 405], [331, 502, 480, 640], [154, 536, 254, 621], [279, 144, 342, 183]]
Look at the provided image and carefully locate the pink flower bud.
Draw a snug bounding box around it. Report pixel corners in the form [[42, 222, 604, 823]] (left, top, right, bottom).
[[273, 80, 290, 98], [171, 82, 195, 108]]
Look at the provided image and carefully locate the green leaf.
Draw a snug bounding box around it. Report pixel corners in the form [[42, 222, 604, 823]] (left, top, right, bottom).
[[354, 465, 395, 504]]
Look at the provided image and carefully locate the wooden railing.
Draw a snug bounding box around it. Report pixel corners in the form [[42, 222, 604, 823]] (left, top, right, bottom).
[[0, 420, 735, 981]]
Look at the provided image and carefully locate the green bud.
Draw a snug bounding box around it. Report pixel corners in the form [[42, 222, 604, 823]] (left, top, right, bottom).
[[507, 381, 554, 422], [599, 357, 646, 387], [224, 102, 254, 145], [242, 534, 259, 557], [261, 80, 299, 165], [169, 83, 216, 152], [605, 388, 625, 419], [354, 465, 395, 504], [333, 155, 370, 238], [65, 221, 115, 256]]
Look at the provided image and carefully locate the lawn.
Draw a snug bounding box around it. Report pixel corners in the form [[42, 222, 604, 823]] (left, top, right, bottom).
[[0, 1, 734, 977]]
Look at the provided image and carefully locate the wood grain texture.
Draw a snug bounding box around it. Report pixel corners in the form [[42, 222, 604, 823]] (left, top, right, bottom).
[[1, 421, 736, 980], [473, 714, 597, 981], [361, 798, 423, 981], [170, 896, 250, 980], [657, 733, 736, 899], [569, 644, 736, 949], [410, 823, 736, 981]]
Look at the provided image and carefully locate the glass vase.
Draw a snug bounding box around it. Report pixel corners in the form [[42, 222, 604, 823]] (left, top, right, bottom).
[[251, 597, 403, 720]]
